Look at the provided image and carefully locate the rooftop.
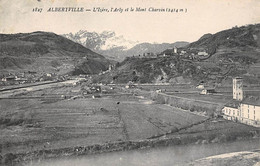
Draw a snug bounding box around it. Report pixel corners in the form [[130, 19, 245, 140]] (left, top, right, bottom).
[[224, 100, 241, 109], [242, 96, 260, 106]]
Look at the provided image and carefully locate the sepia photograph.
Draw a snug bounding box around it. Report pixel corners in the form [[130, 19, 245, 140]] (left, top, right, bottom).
[[0, 0, 260, 165]]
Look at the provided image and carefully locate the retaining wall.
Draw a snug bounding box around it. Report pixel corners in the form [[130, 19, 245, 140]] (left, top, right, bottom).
[[150, 92, 224, 116]]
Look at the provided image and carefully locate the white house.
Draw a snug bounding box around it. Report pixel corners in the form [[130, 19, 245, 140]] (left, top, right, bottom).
[[240, 97, 260, 126], [198, 51, 208, 56], [173, 47, 178, 54], [222, 100, 240, 121], [200, 88, 215, 95], [196, 84, 205, 89], [1, 75, 16, 82], [222, 77, 260, 127], [180, 50, 186, 55]]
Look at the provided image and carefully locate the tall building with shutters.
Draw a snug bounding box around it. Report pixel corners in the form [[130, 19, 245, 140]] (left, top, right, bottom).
[[222, 77, 260, 127]]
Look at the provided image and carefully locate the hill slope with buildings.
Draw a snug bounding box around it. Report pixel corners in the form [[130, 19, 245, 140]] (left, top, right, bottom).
[[98, 42, 189, 61], [94, 24, 260, 85], [0, 31, 110, 76], [63, 31, 189, 61]]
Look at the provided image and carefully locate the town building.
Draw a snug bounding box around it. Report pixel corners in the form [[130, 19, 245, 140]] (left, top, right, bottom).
[[222, 77, 260, 127], [240, 97, 260, 126], [200, 88, 216, 95], [173, 47, 178, 54], [196, 84, 205, 89], [222, 100, 240, 121], [108, 64, 114, 71], [157, 53, 167, 57], [1, 75, 16, 82], [125, 84, 136, 89], [197, 51, 208, 56], [180, 50, 187, 55], [90, 85, 101, 93], [233, 77, 243, 101]]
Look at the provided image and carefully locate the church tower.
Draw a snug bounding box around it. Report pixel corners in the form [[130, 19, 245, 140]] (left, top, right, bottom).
[[233, 77, 243, 101]]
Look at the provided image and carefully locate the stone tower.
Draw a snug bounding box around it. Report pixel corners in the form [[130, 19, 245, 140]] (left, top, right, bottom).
[[233, 77, 243, 101]]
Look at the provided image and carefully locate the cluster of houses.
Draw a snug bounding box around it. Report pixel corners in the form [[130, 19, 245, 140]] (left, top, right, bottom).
[[1, 73, 28, 84], [131, 46, 209, 60], [196, 83, 216, 95], [222, 77, 260, 127], [0, 72, 63, 86], [132, 52, 157, 58]]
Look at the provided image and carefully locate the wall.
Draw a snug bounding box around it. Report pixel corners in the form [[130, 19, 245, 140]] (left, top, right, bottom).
[[150, 92, 224, 116], [240, 103, 260, 127], [222, 107, 239, 121]]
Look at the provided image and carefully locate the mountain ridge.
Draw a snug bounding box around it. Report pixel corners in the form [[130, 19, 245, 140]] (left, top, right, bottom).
[[93, 23, 260, 85], [62, 31, 189, 61], [0, 31, 110, 76]]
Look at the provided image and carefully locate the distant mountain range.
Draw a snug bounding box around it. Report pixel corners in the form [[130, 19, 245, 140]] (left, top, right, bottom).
[[63, 31, 189, 61], [2, 23, 259, 85], [63, 30, 139, 50], [0, 31, 110, 75], [94, 24, 260, 85]]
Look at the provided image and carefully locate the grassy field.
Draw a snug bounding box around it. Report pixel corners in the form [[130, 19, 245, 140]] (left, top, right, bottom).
[[136, 84, 233, 105], [137, 84, 196, 92], [1, 82, 259, 165], [166, 118, 260, 145], [0, 85, 206, 156], [117, 100, 205, 140], [168, 93, 232, 104]]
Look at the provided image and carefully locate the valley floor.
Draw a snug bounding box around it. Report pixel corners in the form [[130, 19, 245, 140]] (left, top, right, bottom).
[[0, 82, 259, 165]]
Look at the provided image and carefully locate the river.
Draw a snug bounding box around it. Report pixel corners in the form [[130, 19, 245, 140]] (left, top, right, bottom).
[[27, 138, 260, 166]]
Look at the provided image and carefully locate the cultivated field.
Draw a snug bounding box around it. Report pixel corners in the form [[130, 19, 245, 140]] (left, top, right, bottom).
[[168, 93, 232, 104], [0, 84, 206, 155], [165, 118, 260, 145], [1, 82, 259, 166]]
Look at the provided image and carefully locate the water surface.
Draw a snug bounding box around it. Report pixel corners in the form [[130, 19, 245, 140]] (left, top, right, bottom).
[[27, 139, 260, 166]]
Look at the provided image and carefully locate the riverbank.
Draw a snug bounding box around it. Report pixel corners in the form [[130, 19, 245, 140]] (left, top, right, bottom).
[[2, 119, 260, 165], [25, 139, 260, 166], [186, 149, 260, 166]]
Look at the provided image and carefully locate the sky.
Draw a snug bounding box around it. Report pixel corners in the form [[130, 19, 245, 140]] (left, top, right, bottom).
[[0, 0, 260, 43]]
